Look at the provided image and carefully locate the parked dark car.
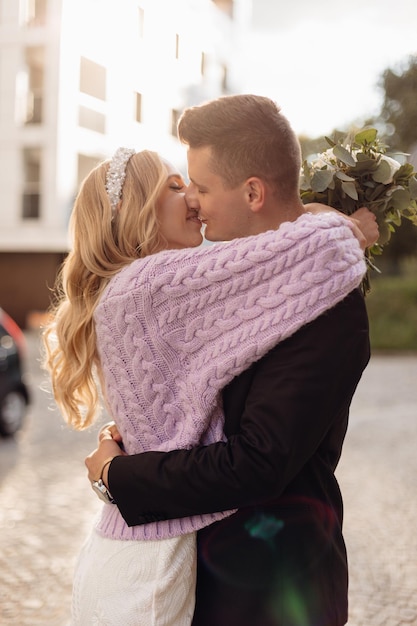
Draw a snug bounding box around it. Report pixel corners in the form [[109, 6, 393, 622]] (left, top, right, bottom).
[[0, 308, 30, 436]]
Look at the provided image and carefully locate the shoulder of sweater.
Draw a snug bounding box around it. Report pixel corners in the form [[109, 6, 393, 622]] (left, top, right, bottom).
[[256, 287, 366, 355]]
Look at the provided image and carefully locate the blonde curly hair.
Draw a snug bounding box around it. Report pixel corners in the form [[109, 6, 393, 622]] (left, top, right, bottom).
[[43, 150, 169, 430]]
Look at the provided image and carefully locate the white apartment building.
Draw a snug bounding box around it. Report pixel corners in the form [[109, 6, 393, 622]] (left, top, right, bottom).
[[0, 0, 242, 326]]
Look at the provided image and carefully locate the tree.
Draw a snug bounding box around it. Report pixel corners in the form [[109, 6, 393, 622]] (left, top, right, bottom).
[[364, 55, 417, 270], [378, 55, 417, 153]]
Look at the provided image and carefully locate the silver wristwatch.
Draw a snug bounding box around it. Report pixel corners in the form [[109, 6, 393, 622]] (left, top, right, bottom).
[[91, 478, 115, 503], [91, 456, 115, 503]]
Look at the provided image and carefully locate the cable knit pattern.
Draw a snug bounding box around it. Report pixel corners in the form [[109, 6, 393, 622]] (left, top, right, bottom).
[[94, 212, 366, 540]]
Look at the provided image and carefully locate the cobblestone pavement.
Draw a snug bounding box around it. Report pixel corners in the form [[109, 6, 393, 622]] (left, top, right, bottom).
[[0, 331, 416, 625], [337, 353, 417, 626]]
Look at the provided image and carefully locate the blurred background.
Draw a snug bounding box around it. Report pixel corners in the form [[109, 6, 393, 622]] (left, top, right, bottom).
[[0, 0, 416, 349]]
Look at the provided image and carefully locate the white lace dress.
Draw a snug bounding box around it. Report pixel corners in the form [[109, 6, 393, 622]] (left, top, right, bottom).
[[71, 527, 196, 625]]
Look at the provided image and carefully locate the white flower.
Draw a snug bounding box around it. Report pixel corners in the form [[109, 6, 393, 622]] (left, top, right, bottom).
[[307, 148, 337, 174]]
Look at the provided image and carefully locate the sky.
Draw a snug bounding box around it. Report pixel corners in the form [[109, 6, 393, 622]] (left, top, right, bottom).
[[239, 0, 417, 137]]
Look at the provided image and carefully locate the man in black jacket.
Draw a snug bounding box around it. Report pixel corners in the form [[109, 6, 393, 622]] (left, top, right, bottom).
[[86, 95, 376, 625]]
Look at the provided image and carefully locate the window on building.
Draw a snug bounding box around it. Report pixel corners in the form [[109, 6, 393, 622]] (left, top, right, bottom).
[[135, 92, 143, 123], [201, 52, 207, 76], [16, 46, 44, 125], [21, 148, 41, 219], [78, 106, 106, 134], [79, 57, 107, 101], [211, 0, 233, 17], [175, 33, 180, 59], [21, 0, 48, 26], [171, 108, 181, 137], [138, 6, 145, 38], [221, 63, 229, 92]]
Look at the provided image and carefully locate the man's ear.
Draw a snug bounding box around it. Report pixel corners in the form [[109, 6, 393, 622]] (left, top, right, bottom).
[[244, 177, 265, 213]]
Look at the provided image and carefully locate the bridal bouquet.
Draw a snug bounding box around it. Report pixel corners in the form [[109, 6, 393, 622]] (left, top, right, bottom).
[[299, 128, 417, 292]]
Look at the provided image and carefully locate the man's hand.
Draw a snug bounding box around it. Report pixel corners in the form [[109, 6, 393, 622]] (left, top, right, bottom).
[[304, 203, 379, 250], [85, 422, 126, 487]]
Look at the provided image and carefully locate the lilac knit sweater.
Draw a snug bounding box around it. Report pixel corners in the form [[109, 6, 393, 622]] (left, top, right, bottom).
[[94, 212, 366, 541]]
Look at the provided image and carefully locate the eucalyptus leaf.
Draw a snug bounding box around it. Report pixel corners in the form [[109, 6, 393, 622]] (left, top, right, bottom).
[[395, 163, 415, 184], [354, 128, 378, 145], [311, 169, 334, 192], [385, 209, 402, 226], [341, 181, 358, 200], [409, 175, 417, 199], [333, 145, 356, 166], [336, 171, 355, 182], [388, 188, 412, 212], [372, 160, 393, 184], [377, 220, 392, 246], [368, 183, 387, 202], [325, 136, 336, 148], [352, 155, 379, 173]]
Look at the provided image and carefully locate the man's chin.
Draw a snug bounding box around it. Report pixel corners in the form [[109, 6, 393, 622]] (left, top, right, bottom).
[[203, 227, 222, 243]]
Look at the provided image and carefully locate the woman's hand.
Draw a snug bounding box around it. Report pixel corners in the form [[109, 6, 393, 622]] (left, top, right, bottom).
[[85, 422, 126, 487], [304, 203, 379, 250], [98, 420, 123, 445], [349, 207, 379, 249]]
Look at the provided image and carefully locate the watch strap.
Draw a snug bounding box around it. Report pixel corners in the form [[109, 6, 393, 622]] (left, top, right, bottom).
[[100, 456, 115, 481]]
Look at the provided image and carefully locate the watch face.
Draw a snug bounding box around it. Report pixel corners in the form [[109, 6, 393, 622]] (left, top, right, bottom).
[[91, 479, 114, 503]]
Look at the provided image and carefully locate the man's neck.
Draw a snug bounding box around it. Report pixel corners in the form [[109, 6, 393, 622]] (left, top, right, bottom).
[[250, 199, 306, 235]]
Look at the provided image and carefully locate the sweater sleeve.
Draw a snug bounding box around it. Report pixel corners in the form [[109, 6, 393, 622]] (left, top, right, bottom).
[[105, 213, 365, 364], [96, 211, 366, 452], [137, 212, 365, 382]]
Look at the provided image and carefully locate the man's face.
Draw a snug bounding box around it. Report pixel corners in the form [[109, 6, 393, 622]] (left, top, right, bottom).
[[185, 146, 251, 242]]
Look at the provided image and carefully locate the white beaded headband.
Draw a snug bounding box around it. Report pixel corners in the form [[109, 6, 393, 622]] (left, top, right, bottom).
[[105, 147, 136, 215]]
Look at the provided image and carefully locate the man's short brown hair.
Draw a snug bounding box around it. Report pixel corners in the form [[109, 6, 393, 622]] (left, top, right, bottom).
[[177, 94, 302, 201]]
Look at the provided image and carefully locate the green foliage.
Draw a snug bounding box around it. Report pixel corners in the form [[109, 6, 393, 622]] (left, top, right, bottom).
[[376, 219, 417, 270], [300, 127, 417, 292], [380, 55, 417, 151], [366, 274, 417, 351], [360, 55, 417, 268]]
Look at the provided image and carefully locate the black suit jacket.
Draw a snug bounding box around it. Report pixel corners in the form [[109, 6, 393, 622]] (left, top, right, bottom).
[[109, 288, 370, 625]]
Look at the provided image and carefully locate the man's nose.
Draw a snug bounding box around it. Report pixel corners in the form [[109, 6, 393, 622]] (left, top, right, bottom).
[[185, 182, 200, 210]]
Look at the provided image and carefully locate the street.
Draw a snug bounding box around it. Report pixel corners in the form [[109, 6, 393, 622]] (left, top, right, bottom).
[[0, 330, 416, 626]]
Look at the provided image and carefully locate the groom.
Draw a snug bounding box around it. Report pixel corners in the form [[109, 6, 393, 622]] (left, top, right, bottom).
[[86, 95, 377, 625]]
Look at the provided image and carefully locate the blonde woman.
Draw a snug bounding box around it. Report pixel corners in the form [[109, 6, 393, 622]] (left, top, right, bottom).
[[43, 145, 368, 625]]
